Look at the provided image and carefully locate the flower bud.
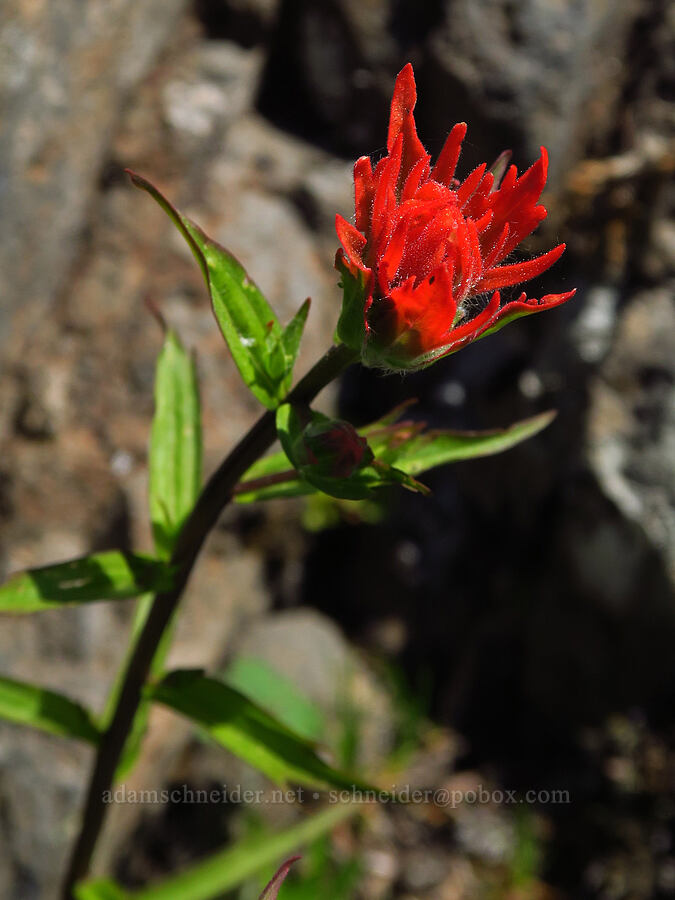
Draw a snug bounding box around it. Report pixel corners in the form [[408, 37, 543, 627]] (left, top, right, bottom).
[[298, 419, 373, 479]]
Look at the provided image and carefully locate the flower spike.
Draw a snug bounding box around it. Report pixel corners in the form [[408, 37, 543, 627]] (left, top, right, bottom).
[[335, 64, 576, 370]]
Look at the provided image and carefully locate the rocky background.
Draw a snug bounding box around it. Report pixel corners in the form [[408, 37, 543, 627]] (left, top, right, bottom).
[[0, 0, 673, 897]]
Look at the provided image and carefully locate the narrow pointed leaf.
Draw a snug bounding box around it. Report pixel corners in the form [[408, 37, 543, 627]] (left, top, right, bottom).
[[379, 410, 557, 474], [0, 675, 99, 744], [225, 657, 325, 742], [150, 329, 202, 559], [152, 670, 365, 791], [0, 552, 174, 613], [75, 803, 356, 900], [259, 856, 301, 900], [129, 172, 289, 409], [280, 298, 311, 377]]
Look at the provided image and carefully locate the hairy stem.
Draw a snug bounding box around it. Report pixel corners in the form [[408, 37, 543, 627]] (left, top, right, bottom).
[[60, 343, 358, 898]]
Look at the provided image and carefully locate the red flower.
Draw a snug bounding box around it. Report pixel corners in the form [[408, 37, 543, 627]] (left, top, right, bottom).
[[335, 63, 576, 369]]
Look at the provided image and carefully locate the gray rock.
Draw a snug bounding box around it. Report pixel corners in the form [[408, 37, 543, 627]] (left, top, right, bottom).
[[587, 287, 675, 585], [160, 42, 265, 156], [0, 0, 187, 349], [428, 0, 641, 184]]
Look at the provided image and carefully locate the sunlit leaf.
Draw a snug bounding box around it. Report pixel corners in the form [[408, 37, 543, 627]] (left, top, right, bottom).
[[280, 298, 311, 378], [150, 329, 202, 559], [0, 675, 99, 744], [0, 552, 173, 613], [152, 670, 365, 791], [129, 173, 306, 409], [375, 410, 557, 474], [224, 657, 325, 743], [75, 885, 127, 900]]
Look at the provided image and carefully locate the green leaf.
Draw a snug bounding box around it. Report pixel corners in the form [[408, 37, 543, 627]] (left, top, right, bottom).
[[152, 670, 364, 792], [224, 657, 325, 743], [280, 298, 311, 378], [75, 883, 128, 900], [129, 172, 303, 409], [75, 803, 357, 900], [236, 409, 556, 503], [377, 410, 557, 474], [150, 328, 202, 559], [0, 675, 99, 744], [0, 552, 174, 613]]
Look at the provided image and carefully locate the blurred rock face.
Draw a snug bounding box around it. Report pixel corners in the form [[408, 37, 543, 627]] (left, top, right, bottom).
[[0, 0, 673, 897], [0, 0, 187, 343], [259, 0, 640, 183], [427, 0, 638, 179]]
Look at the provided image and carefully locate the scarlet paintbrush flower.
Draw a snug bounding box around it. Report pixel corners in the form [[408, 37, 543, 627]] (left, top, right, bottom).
[[335, 63, 576, 369]]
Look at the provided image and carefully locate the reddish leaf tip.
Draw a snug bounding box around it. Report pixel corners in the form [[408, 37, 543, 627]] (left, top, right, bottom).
[[258, 856, 301, 900]]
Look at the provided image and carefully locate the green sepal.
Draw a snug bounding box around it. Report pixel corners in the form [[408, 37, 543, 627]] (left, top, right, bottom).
[[335, 258, 367, 352]]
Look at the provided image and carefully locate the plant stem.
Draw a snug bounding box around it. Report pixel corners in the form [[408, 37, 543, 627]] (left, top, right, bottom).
[[232, 469, 299, 496], [60, 343, 358, 899]]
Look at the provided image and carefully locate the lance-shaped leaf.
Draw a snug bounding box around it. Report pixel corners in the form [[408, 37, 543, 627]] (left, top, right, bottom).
[[0, 552, 174, 613], [129, 173, 310, 409], [280, 297, 311, 378], [75, 804, 356, 900], [372, 410, 557, 474], [276, 404, 427, 500], [150, 328, 202, 559], [225, 657, 325, 743], [152, 670, 367, 792], [235, 407, 557, 502], [0, 675, 100, 744], [259, 856, 301, 900]]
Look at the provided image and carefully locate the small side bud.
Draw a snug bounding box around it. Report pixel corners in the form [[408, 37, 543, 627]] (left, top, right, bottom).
[[299, 420, 373, 479]]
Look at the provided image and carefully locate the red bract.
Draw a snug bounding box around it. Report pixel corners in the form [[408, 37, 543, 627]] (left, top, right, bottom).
[[335, 63, 576, 369]]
